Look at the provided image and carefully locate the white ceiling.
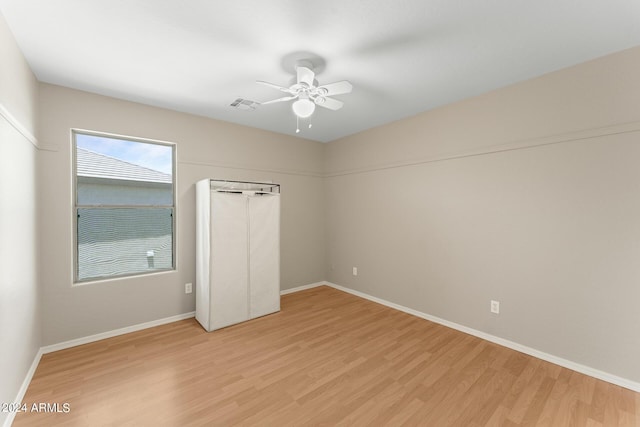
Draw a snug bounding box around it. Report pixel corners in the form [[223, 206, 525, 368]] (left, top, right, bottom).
[[2, 1, 640, 143]]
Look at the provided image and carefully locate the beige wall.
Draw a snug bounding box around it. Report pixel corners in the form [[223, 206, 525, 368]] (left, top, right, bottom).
[[0, 11, 41, 426], [38, 83, 325, 345], [325, 46, 640, 383]]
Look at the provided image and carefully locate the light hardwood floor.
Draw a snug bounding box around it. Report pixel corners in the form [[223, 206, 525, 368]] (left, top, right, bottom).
[[14, 286, 640, 426]]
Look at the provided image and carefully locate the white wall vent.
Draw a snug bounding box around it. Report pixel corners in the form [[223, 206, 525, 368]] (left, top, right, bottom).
[[230, 98, 259, 111]]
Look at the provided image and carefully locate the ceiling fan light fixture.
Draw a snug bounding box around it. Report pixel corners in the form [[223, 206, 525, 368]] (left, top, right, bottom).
[[257, 56, 352, 124], [292, 98, 315, 118]]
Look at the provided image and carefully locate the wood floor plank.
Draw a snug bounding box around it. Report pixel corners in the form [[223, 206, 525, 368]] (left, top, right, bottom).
[[534, 375, 569, 426], [12, 286, 640, 426]]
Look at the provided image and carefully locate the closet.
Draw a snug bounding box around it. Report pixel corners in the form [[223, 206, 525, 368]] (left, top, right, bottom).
[[195, 179, 281, 332]]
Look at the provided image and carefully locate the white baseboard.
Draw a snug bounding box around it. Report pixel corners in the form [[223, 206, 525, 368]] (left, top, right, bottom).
[[36, 285, 329, 356], [3, 348, 43, 427], [41, 311, 196, 354], [280, 281, 325, 295], [325, 282, 640, 393], [38, 282, 327, 356]]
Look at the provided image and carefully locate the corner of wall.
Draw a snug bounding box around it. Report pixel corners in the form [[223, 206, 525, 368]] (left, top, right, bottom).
[[0, 10, 42, 427]]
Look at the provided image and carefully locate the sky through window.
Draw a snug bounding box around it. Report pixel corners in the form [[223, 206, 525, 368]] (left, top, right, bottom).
[[76, 134, 173, 174]]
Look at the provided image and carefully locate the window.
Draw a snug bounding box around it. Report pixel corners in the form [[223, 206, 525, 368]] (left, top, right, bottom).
[[73, 130, 176, 283]]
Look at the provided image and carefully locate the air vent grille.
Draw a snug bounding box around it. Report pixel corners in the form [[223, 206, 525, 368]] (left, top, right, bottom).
[[230, 98, 259, 111]]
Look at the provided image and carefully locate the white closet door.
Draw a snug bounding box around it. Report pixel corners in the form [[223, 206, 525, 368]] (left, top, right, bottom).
[[248, 195, 280, 319], [210, 192, 249, 330]]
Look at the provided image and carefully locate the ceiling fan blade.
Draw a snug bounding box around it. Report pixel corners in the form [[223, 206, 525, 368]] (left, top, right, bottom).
[[317, 80, 353, 96], [315, 96, 343, 110], [256, 80, 292, 93], [260, 95, 297, 105], [296, 66, 315, 87]]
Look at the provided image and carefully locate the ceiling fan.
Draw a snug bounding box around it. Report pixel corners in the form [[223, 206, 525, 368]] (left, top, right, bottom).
[[257, 60, 353, 119]]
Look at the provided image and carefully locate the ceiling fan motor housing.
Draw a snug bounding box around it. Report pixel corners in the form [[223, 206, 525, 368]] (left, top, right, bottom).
[[256, 58, 352, 117]]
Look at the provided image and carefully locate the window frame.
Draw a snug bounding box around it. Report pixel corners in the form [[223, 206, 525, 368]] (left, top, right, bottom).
[[71, 129, 177, 284]]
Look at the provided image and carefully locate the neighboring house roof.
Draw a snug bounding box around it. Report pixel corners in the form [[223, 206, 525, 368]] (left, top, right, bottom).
[[77, 148, 172, 184]]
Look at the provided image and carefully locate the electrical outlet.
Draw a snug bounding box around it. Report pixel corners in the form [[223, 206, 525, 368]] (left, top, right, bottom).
[[352, 267, 358, 276], [490, 300, 500, 314], [185, 283, 193, 294]]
